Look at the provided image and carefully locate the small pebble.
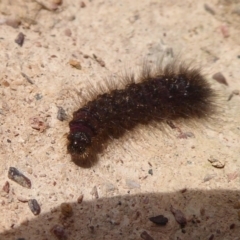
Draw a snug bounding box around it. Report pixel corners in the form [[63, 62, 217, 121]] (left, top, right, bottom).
[[21, 72, 34, 84], [233, 201, 240, 209], [2, 80, 10, 87], [77, 194, 84, 204], [83, 54, 89, 58], [148, 169, 153, 175], [132, 211, 141, 221], [203, 173, 216, 182], [17, 196, 29, 203], [2, 181, 10, 193], [208, 156, 225, 168], [149, 215, 168, 225], [170, 205, 187, 227], [80, 1, 86, 8], [67, 15, 75, 21], [90, 186, 99, 199], [204, 3, 216, 15], [140, 231, 154, 240], [232, 90, 239, 95], [27, 167, 33, 174], [180, 188, 187, 193], [52, 0, 62, 5], [28, 199, 41, 215], [92, 54, 105, 67], [60, 203, 73, 217], [64, 29, 72, 37], [15, 32, 25, 47], [69, 59, 82, 70], [35, 93, 43, 100], [29, 116, 47, 132], [35, 42, 42, 47], [200, 207, 205, 216], [230, 223, 235, 229], [5, 19, 21, 28], [8, 167, 31, 188], [212, 72, 228, 86], [220, 25, 230, 38], [51, 225, 67, 240], [209, 234, 215, 240], [57, 107, 67, 121]]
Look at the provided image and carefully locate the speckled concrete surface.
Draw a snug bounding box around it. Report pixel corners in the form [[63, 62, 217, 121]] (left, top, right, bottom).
[[0, 0, 240, 239]]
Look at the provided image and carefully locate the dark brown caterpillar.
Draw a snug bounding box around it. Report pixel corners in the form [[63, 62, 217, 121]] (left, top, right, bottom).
[[67, 61, 216, 167]]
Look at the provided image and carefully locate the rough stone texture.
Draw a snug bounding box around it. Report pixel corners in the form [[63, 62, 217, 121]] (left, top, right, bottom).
[[0, 0, 240, 239]]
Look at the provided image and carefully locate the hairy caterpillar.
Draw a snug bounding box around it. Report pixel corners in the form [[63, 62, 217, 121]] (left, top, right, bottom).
[[67, 60, 216, 167]]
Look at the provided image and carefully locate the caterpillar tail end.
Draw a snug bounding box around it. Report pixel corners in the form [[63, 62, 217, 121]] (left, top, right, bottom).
[[68, 147, 98, 168]]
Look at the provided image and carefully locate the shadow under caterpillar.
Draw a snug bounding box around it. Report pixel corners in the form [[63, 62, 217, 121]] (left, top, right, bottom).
[[67, 60, 217, 167]]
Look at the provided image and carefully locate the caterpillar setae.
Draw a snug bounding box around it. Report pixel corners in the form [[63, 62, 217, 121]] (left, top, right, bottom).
[[67, 60, 216, 167]]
